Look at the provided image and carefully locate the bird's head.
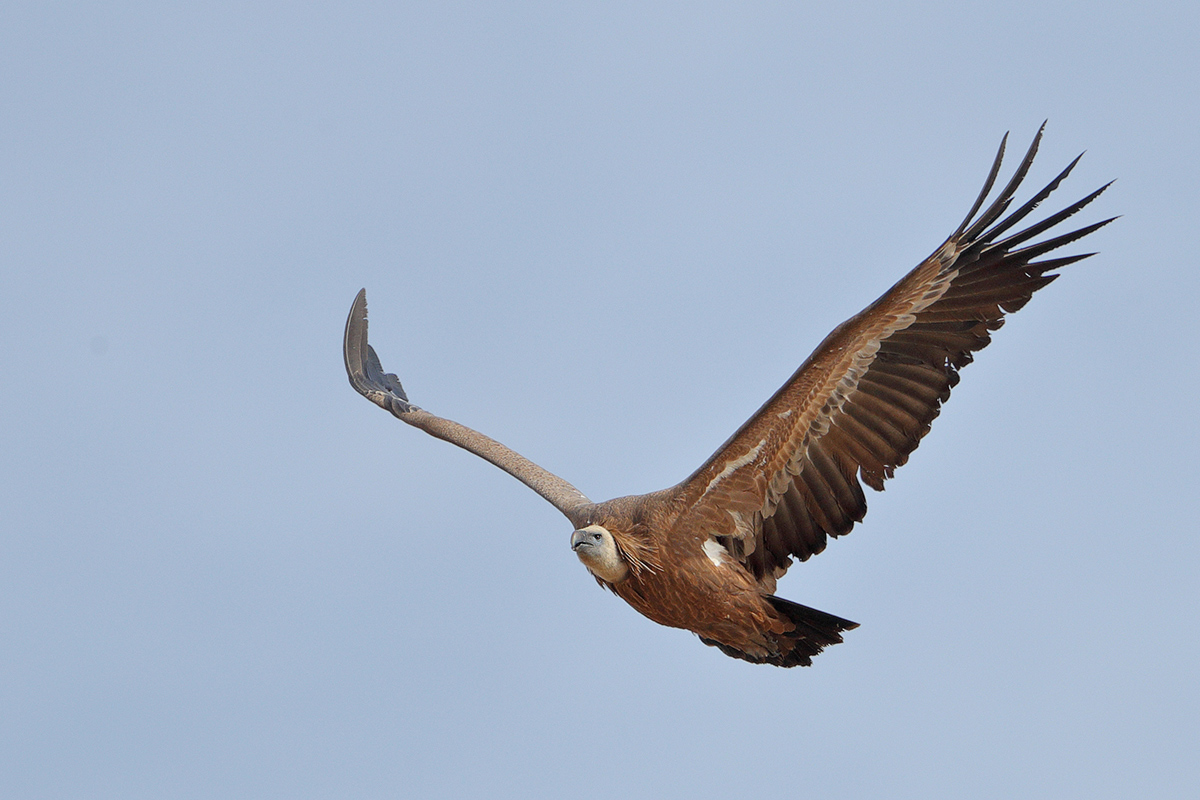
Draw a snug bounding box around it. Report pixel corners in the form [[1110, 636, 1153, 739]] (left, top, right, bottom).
[[571, 524, 629, 583]]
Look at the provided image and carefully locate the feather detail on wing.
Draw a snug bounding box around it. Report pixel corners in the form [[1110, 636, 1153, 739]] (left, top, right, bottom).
[[670, 126, 1114, 586]]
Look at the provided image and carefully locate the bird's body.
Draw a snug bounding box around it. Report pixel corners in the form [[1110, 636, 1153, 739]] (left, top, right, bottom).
[[344, 127, 1113, 667], [568, 494, 856, 666]]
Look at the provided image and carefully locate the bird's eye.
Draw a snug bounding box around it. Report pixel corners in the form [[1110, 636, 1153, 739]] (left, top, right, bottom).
[[593, 532, 602, 541]]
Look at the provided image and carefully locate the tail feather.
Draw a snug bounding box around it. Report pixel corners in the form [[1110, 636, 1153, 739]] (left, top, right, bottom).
[[768, 595, 859, 642], [699, 596, 858, 668]]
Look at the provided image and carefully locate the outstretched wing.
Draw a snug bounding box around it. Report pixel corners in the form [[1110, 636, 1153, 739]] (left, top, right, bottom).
[[671, 126, 1114, 585], [344, 289, 593, 522]]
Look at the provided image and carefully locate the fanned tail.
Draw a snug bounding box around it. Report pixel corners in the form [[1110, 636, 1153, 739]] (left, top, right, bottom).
[[700, 596, 859, 668]]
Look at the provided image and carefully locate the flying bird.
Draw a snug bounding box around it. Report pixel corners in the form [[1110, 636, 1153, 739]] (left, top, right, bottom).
[[344, 127, 1112, 667]]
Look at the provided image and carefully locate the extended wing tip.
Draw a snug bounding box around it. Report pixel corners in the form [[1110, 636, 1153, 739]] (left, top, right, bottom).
[[350, 288, 369, 330], [344, 288, 373, 392], [349, 288, 368, 317], [343, 288, 412, 410], [347, 287, 368, 321]]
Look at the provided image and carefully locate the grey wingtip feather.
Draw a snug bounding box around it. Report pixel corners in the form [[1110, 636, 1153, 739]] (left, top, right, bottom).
[[343, 289, 411, 413], [343, 289, 368, 387]]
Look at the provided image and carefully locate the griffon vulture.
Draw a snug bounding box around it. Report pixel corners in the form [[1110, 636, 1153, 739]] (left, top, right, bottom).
[[344, 127, 1112, 667]]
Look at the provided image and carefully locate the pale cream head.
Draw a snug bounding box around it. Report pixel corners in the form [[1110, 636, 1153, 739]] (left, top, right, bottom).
[[570, 524, 629, 583]]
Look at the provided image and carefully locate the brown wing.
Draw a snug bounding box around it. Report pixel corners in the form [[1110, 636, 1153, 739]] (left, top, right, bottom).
[[670, 126, 1114, 585], [344, 289, 594, 523]]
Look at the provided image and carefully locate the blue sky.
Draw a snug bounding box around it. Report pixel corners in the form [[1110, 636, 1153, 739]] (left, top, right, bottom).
[[2, 3, 1197, 798]]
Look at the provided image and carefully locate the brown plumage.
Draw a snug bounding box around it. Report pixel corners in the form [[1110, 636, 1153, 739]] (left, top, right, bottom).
[[344, 126, 1113, 667]]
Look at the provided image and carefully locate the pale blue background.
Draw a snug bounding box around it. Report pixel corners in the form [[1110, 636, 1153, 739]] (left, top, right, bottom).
[[2, 2, 1196, 798]]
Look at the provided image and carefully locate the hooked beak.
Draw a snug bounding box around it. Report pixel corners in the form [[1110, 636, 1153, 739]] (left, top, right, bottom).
[[570, 529, 593, 552]]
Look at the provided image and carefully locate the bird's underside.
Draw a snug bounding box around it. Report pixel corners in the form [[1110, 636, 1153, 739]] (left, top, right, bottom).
[[344, 126, 1113, 667]]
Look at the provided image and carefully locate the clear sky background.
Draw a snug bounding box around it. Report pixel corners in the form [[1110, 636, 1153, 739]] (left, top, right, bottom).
[[2, 3, 1196, 798]]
